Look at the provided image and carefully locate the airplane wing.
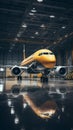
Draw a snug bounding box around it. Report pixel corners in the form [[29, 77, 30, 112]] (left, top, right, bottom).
[[1, 64, 73, 78], [0, 65, 28, 76]]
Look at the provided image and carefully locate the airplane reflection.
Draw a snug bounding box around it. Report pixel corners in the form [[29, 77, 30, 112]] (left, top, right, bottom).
[[22, 93, 58, 119], [0, 79, 73, 120]]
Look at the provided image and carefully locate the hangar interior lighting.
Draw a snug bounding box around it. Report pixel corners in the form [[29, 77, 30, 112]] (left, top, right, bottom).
[[22, 24, 27, 28], [40, 24, 45, 28], [7, 99, 12, 107], [14, 115, 19, 124], [65, 34, 68, 38], [0, 84, 4, 92], [62, 106, 65, 112], [10, 107, 15, 115], [21, 128, 25, 130], [49, 15, 55, 18], [35, 32, 39, 35], [0, 68, 4, 71], [62, 26, 66, 29], [37, 0, 43, 2], [31, 9, 37, 13], [29, 12, 34, 15], [23, 103, 27, 108]]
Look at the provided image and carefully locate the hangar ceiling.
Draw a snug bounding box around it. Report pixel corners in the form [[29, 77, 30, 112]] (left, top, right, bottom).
[[0, 0, 73, 52]]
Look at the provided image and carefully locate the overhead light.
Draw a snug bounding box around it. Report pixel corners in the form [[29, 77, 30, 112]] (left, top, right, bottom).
[[40, 24, 45, 28], [37, 0, 43, 2], [10, 107, 15, 115], [23, 103, 27, 108], [21, 128, 25, 130], [0, 68, 4, 71], [62, 26, 66, 29], [0, 84, 4, 92], [49, 15, 55, 18], [14, 116, 19, 124], [35, 32, 39, 35], [29, 12, 34, 15], [65, 34, 68, 38], [31, 9, 37, 13], [22, 24, 27, 28], [7, 99, 12, 107], [62, 106, 64, 112]]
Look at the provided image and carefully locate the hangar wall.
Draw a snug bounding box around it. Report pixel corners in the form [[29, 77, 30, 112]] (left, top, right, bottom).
[[0, 44, 23, 65], [56, 42, 73, 67]]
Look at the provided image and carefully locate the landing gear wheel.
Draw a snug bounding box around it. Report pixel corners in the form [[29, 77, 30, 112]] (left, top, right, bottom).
[[41, 76, 48, 83], [17, 76, 22, 81]]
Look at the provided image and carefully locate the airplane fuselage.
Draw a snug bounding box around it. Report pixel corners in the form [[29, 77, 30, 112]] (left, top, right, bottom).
[[11, 49, 67, 81], [21, 49, 56, 69]]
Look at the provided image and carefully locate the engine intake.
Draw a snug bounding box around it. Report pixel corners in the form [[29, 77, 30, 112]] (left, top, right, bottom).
[[11, 66, 21, 76], [55, 66, 67, 76]]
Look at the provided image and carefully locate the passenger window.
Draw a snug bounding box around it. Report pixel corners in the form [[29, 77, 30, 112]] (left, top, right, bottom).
[[38, 52, 53, 56], [39, 52, 48, 56]]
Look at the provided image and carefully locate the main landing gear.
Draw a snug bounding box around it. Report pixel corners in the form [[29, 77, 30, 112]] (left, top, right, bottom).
[[41, 75, 48, 83], [40, 69, 50, 83], [17, 75, 22, 81]]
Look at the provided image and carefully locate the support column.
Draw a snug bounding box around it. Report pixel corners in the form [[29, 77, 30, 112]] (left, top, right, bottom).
[[23, 44, 26, 59]]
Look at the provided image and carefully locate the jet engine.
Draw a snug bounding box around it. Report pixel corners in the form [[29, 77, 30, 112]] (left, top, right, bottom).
[[11, 66, 21, 76], [55, 66, 67, 76]]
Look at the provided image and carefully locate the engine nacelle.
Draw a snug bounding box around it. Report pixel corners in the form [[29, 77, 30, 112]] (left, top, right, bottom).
[[11, 66, 21, 76], [55, 66, 67, 76]]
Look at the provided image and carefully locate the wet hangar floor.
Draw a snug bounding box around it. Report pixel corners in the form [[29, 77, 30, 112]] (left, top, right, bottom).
[[0, 78, 73, 130]]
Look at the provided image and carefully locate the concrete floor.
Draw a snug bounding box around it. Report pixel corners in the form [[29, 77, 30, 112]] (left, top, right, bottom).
[[1, 77, 73, 90], [0, 78, 73, 130]]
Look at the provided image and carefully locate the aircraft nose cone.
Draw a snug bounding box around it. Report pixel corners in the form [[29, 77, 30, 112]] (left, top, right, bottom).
[[50, 55, 56, 63]]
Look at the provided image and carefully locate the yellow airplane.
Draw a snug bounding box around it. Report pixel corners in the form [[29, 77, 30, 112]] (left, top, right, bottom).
[[11, 49, 66, 82], [22, 93, 57, 119], [21, 49, 56, 68]]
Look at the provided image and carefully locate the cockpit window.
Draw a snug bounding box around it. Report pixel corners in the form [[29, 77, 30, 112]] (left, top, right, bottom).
[[49, 52, 54, 55], [39, 52, 54, 56]]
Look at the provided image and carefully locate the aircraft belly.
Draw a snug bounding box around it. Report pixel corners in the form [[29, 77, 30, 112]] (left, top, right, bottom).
[[43, 62, 56, 68]]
